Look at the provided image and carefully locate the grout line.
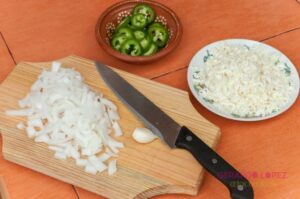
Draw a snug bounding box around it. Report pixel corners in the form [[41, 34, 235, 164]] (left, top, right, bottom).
[[0, 32, 16, 64], [72, 185, 80, 199], [151, 65, 187, 80], [152, 26, 300, 80], [260, 26, 300, 42]]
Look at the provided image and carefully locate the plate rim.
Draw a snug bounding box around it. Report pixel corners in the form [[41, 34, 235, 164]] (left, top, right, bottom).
[[187, 38, 300, 122]]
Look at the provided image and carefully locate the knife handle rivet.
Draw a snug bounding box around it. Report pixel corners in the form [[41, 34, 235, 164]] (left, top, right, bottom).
[[186, 135, 193, 142], [212, 158, 218, 164], [237, 184, 244, 191]]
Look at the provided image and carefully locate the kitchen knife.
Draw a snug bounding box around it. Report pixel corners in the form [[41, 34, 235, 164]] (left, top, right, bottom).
[[95, 62, 254, 199]]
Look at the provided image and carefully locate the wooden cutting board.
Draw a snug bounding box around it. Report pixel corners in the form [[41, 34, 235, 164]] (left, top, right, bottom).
[[0, 55, 220, 199]]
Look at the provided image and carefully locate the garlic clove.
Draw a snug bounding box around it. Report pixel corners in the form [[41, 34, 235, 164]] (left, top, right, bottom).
[[132, 128, 158, 144]]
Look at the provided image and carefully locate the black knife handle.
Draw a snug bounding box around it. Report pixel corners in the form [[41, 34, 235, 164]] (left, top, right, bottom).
[[175, 126, 254, 199]]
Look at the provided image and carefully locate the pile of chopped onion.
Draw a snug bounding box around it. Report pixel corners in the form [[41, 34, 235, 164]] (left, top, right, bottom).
[[6, 62, 124, 175]]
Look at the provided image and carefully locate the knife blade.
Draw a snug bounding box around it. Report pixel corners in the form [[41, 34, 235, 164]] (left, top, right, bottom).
[[95, 62, 254, 199]]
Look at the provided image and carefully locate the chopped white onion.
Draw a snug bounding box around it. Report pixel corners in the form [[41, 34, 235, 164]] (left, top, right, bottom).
[[88, 155, 107, 172], [54, 152, 67, 160], [51, 61, 61, 72], [17, 122, 25, 130], [108, 110, 120, 121], [101, 98, 117, 111], [112, 122, 123, 137], [28, 118, 43, 129], [76, 158, 88, 167], [26, 126, 37, 138], [35, 134, 49, 143], [98, 153, 111, 162], [84, 164, 98, 175], [6, 62, 124, 175], [108, 160, 117, 176], [48, 146, 64, 153], [6, 109, 32, 116]]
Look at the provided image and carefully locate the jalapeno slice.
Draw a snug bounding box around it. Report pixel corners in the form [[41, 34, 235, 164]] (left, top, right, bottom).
[[133, 30, 146, 41], [121, 39, 142, 56], [148, 23, 169, 48], [139, 35, 151, 51], [132, 4, 156, 24], [143, 43, 158, 56], [116, 27, 134, 39], [131, 14, 147, 29], [111, 35, 128, 51], [115, 16, 130, 32]]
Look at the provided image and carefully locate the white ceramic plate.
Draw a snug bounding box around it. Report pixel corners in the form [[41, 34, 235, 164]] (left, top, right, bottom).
[[187, 39, 300, 121]]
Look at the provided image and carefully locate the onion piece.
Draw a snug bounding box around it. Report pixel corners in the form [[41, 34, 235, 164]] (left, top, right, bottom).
[[108, 160, 117, 176], [6, 109, 32, 116], [52, 61, 61, 72], [99, 153, 111, 162], [54, 152, 67, 160], [101, 98, 117, 111], [26, 126, 37, 138], [17, 123, 25, 130], [48, 146, 64, 153], [112, 122, 123, 137], [88, 155, 107, 172], [76, 158, 88, 167], [85, 164, 98, 175], [35, 134, 49, 143]]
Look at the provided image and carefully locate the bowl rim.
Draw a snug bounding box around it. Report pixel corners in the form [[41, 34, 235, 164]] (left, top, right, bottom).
[[95, 0, 183, 63]]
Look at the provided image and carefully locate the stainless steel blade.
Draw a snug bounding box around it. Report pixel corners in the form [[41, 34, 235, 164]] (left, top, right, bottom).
[[95, 62, 181, 148]]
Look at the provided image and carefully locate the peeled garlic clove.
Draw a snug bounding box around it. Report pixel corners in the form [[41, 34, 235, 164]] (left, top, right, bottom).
[[132, 128, 158, 144]]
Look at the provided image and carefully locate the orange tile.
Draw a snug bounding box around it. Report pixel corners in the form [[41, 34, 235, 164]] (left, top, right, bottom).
[[76, 188, 105, 199], [0, 33, 15, 83], [0, 136, 78, 199]]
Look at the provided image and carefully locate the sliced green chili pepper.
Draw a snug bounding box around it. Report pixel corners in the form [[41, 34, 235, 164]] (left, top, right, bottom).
[[148, 23, 169, 48], [131, 14, 147, 29], [115, 16, 131, 32], [139, 35, 151, 51], [143, 43, 158, 56], [111, 4, 168, 57], [111, 35, 128, 51], [133, 30, 146, 41], [121, 39, 142, 56], [132, 4, 156, 24], [116, 27, 134, 39]]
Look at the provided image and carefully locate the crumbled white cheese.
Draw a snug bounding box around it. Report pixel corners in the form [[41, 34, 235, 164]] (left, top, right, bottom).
[[193, 43, 294, 117]]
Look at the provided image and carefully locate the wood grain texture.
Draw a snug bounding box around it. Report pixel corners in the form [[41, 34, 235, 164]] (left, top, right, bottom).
[[1, 0, 300, 79], [0, 55, 220, 199]]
